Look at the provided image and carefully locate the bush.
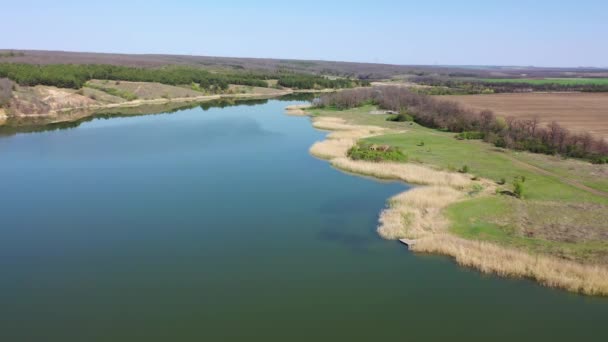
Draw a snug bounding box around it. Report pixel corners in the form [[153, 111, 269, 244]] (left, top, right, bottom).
[[469, 183, 484, 196], [497, 177, 506, 185], [459, 165, 469, 173], [387, 113, 414, 122], [513, 180, 524, 199], [456, 131, 485, 140], [591, 156, 608, 164], [347, 143, 408, 163]]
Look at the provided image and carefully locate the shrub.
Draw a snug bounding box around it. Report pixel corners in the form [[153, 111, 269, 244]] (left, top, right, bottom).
[[591, 156, 608, 164], [469, 184, 484, 196], [513, 180, 524, 199], [191, 82, 202, 92], [459, 165, 469, 173], [456, 131, 485, 140], [347, 143, 408, 163], [497, 177, 506, 185], [387, 113, 414, 122]]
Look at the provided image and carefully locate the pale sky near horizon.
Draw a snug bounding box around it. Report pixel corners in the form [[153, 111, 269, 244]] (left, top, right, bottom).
[[2, 0, 607, 67]]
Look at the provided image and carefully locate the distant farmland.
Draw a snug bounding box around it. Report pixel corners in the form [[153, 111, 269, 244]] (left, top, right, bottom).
[[3, 49, 608, 80], [438, 93, 608, 140], [480, 78, 608, 86]]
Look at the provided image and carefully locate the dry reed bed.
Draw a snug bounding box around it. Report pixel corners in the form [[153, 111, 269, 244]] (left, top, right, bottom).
[[285, 104, 311, 116], [302, 111, 608, 296], [413, 234, 608, 296], [378, 186, 464, 240]]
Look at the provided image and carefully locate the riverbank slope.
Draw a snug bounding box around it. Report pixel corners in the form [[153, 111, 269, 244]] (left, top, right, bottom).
[[1, 82, 334, 128]]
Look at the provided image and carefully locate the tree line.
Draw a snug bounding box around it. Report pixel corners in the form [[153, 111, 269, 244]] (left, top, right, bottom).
[[277, 75, 367, 89], [412, 77, 608, 93], [0, 63, 361, 91], [314, 87, 608, 163]]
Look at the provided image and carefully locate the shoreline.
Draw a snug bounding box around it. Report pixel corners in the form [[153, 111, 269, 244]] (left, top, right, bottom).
[[292, 105, 608, 296], [3, 89, 292, 121], [1, 88, 336, 128]]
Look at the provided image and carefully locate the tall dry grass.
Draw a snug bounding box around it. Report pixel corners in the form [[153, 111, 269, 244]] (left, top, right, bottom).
[[378, 186, 463, 239], [330, 158, 471, 189], [309, 117, 389, 160], [310, 139, 355, 160], [412, 234, 608, 296], [312, 116, 386, 132], [299, 110, 608, 295], [284, 104, 311, 116]]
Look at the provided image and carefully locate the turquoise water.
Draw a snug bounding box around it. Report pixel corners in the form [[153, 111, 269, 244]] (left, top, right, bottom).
[[0, 100, 606, 341]]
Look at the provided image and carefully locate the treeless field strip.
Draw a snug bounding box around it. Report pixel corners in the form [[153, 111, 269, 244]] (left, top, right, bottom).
[[437, 93, 608, 140]]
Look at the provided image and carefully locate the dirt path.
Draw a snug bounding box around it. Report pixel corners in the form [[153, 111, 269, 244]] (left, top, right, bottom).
[[505, 154, 608, 198], [420, 127, 608, 199]]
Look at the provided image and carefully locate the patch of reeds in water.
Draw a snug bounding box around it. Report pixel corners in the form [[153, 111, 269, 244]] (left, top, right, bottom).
[[413, 234, 608, 296]]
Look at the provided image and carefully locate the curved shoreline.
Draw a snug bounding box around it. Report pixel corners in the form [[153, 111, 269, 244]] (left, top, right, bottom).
[[2, 88, 333, 128], [293, 106, 608, 296]]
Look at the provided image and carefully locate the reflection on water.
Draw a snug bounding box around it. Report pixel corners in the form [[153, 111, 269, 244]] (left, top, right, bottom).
[[0, 98, 607, 342], [0, 98, 274, 137], [0, 94, 317, 137]]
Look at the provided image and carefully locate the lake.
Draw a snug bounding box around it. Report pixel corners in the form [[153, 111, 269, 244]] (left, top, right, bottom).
[[0, 99, 606, 341]]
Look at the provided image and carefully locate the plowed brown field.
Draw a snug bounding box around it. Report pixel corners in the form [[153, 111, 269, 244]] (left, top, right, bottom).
[[437, 93, 608, 140]]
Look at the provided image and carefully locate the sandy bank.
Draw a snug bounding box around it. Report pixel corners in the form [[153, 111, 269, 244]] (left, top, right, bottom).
[[285, 104, 312, 116], [18, 89, 292, 118], [298, 109, 608, 296]]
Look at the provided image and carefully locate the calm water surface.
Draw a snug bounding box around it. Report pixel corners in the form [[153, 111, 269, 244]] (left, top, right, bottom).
[[0, 100, 606, 341]]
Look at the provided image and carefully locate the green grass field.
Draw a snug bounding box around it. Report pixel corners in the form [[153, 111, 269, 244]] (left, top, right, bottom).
[[479, 78, 608, 85], [310, 105, 608, 263]]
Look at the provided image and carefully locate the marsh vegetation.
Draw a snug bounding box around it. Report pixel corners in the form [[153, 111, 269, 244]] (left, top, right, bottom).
[[307, 99, 608, 295]]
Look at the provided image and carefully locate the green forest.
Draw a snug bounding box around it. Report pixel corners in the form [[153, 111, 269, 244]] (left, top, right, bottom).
[[0, 63, 363, 91]]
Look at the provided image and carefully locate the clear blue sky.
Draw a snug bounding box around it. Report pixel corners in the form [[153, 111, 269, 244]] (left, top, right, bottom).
[[2, 0, 606, 67]]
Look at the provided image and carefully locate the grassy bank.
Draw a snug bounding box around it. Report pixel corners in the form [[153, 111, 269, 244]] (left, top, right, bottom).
[[304, 104, 608, 295]]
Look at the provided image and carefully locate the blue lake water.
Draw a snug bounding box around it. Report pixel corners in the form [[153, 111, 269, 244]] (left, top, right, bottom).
[[0, 99, 606, 341]]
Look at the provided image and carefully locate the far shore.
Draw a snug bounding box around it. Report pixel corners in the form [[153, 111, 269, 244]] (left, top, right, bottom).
[[0, 88, 334, 128]]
